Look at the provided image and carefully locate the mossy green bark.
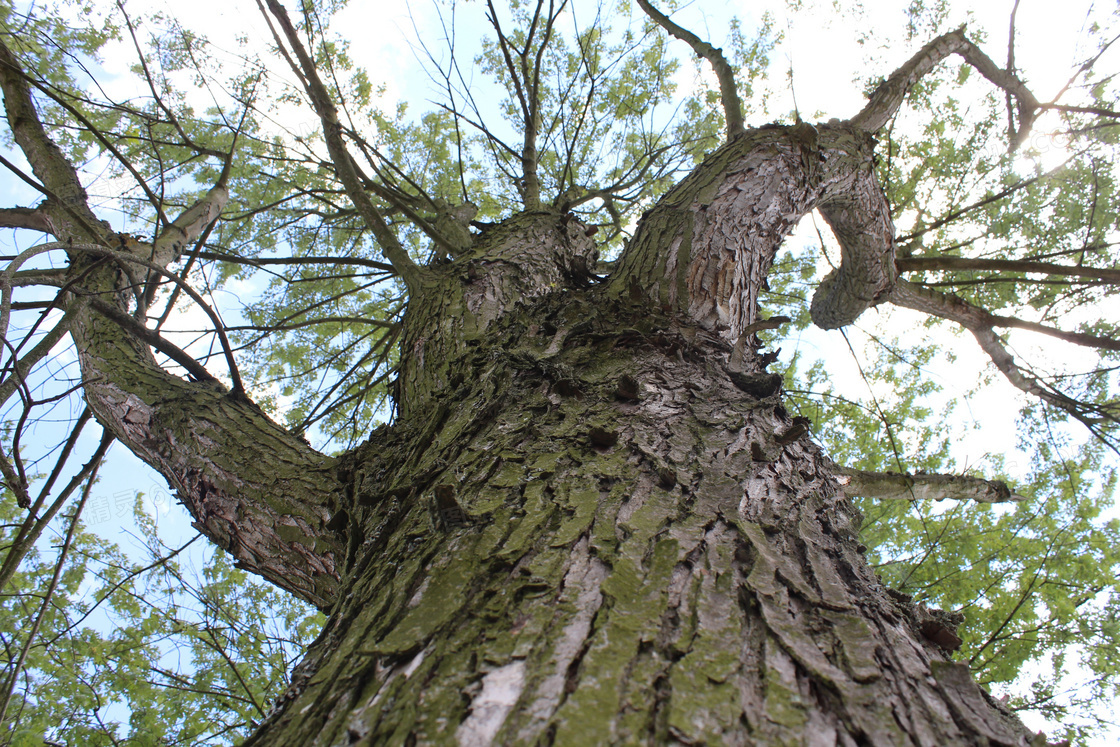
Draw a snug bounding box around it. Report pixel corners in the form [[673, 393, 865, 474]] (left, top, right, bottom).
[[244, 278, 1032, 745]]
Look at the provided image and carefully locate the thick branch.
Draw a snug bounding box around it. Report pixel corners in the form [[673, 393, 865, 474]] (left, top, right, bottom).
[[0, 38, 107, 241], [152, 183, 229, 267], [610, 122, 886, 338], [898, 255, 1120, 285], [888, 279, 1117, 424], [636, 0, 744, 139], [852, 27, 1039, 148], [890, 277, 1120, 351], [0, 46, 348, 603], [60, 205, 348, 607], [0, 206, 52, 233], [260, 0, 422, 290], [837, 467, 1022, 503], [811, 163, 898, 330]]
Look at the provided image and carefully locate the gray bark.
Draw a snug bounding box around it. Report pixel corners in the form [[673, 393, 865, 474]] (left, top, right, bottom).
[[245, 269, 1034, 746]]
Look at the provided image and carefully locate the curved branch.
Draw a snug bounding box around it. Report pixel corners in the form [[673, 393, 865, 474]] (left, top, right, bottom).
[[636, 0, 745, 139], [611, 122, 887, 337], [1, 26, 348, 608], [810, 164, 898, 329], [852, 27, 1039, 149]]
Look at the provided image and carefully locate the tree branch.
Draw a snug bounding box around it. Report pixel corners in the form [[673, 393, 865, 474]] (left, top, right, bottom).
[[0, 38, 108, 241], [0, 39, 348, 606], [897, 256, 1120, 285], [889, 277, 1120, 351], [811, 164, 898, 329], [635, 0, 744, 140], [837, 467, 1023, 503], [0, 206, 52, 233], [194, 250, 395, 274], [259, 0, 422, 291], [151, 183, 229, 268], [852, 27, 1039, 149], [888, 279, 1118, 426]]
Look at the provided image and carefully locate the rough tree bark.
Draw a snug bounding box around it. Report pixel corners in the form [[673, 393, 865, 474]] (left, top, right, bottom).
[[227, 123, 1037, 746], [0, 20, 1061, 747]]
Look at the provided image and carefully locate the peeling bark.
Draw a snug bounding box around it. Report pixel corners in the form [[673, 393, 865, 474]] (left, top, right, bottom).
[[240, 118, 1039, 738], [608, 122, 892, 338], [245, 285, 1037, 745]]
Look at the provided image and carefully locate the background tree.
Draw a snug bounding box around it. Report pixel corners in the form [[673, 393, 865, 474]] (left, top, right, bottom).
[[0, 0, 1117, 744]]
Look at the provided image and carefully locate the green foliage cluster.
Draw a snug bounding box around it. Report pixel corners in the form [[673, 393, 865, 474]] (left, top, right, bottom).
[[0, 494, 322, 746]]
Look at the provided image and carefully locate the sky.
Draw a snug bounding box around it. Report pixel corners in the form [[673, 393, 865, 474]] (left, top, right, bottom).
[[3, 0, 1118, 741]]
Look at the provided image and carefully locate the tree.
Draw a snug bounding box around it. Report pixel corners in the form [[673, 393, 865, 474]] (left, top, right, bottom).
[[1, 0, 1118, 744]]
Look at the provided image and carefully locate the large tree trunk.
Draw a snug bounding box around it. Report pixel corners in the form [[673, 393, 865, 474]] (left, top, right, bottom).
[[243, 295, 1031, 745], [4, 35, 1036, 733], [236, 129, 1036, 745]]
